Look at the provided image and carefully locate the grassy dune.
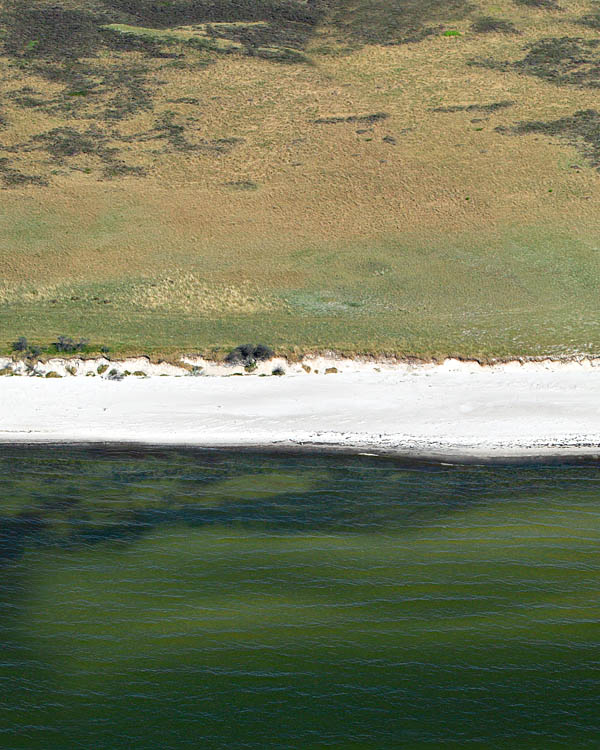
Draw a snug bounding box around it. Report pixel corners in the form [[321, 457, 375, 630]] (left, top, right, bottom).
[[1, 0, 600, 358]]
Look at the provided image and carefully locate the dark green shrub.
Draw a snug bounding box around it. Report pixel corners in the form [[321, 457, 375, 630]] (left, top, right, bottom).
[[2, 5, 104, 59], [496, 109, 600, 169], [432, 101, 514, 113], [0, 166, 48, 187], [578, 13, 600, 30], [471, 17, 519, 34], [53, 335, 89, 353], [253, 344, 275, 361], [225, 344, 254, 364], [314, 112, 389, 125], [12, 336, 28, 352], [225, 343, 275, 365], [224, 180, 258, 190], [103, 0, 320, 28], [326, 0, 473, 46], [470, 37, 600, 89], [103, 162, 146, 179], [514, 0, 560, 7]]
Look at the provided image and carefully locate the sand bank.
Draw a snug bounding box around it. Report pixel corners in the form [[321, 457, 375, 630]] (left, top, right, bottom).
[[2, 356, 600, 459]]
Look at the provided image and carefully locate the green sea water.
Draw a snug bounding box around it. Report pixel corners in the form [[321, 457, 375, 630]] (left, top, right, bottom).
[[1, 447, 599, 749]]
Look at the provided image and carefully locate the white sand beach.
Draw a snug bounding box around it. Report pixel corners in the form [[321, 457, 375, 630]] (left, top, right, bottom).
[[2, 356, 600, 459]]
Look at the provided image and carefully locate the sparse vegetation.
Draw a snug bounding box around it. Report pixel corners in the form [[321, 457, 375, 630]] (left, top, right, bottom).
[[497, 110, 600, 170], [432, 101, 514, 114], [578, 13, 600, 31], [470, 17, 519, 34], [326, 0, 474, 46], [0, 159, 48, 187], [513, 0, 560, 7], [314, 112, 389, 125], [472, 37, 600, 88], [224, 180, 258, 190]]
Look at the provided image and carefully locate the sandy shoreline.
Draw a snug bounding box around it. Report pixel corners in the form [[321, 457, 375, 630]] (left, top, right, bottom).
[[2, 356, 600, 460]]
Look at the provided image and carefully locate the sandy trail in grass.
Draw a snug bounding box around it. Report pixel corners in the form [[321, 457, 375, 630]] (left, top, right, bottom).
[[2, 357, 600, 459]]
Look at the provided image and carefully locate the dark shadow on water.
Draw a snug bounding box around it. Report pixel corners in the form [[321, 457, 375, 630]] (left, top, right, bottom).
[[2, 444, 600, 560]]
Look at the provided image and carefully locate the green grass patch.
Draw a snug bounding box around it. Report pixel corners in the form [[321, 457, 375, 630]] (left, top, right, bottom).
[[2, 225, 600, 360]]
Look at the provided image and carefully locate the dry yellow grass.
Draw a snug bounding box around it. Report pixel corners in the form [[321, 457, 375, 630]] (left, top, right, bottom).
[[2, 0, 600, 357]]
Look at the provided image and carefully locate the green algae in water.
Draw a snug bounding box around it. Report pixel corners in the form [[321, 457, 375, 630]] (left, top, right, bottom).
[[1, 446, 600, 749]]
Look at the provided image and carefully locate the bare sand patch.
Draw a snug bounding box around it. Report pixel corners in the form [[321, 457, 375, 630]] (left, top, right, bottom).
[[2, 356, 600, 459]]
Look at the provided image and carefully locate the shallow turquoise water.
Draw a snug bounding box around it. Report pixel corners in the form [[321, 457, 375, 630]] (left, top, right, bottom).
[[1, 447, 599, 749]]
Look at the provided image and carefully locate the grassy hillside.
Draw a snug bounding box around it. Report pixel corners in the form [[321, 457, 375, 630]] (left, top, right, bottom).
[[2, 0, 600, 359]]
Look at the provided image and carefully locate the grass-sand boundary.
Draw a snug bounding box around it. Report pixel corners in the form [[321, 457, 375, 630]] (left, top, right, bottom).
[[4, 353, 600, 378]]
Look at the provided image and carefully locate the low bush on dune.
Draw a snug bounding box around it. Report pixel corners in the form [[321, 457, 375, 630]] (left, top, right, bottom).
[[52, 335, 89, 354], [224, 344, 274, 366], [10, 336, 110, 359], [12, 337, 42, 359]]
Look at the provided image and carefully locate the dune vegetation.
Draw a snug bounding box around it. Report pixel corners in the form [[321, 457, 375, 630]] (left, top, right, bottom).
[[2, 0, 600, 359]]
